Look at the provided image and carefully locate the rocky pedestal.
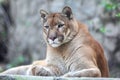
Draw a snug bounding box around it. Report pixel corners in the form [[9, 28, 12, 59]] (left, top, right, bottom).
[[0, 75, 119, 80]]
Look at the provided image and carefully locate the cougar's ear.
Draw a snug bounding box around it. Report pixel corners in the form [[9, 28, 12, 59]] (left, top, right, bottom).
[[40, 10, 48, 21], [62, 6, 73, 20]]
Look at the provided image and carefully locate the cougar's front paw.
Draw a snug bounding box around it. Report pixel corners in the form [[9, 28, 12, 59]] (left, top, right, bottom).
[[27, 65, 53, 76], [35, 66, 52, 76]]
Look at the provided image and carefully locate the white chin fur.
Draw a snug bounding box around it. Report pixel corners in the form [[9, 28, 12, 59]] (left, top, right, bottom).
[[50, 43, 61, 47]]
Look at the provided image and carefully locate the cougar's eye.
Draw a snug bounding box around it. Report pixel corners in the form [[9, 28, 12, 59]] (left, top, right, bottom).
[[44, 26, 49, 29], [58, 24, 64, 28]]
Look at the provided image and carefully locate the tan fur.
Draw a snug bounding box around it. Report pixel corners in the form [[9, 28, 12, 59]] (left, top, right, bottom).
[[0, 6, 109, 77]]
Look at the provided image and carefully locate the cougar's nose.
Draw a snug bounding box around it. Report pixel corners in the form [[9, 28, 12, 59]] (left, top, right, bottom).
[[48, 30, 57, 41], [49, 36, 57, 41]]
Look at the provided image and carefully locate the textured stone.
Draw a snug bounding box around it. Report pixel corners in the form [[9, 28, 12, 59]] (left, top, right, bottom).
[[115, 52, 120, 63], [103, 38, 116, 52], [105, 23, 118, 37], [0, 75, 119, 80]]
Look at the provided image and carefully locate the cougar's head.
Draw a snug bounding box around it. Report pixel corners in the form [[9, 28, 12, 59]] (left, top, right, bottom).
[[40, 6, 78, 47]]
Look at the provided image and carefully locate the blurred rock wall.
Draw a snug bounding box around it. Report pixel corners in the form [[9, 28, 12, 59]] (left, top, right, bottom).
[[0, 0, 12, 62]]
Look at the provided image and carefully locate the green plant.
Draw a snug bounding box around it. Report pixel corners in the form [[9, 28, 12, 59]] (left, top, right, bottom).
[[6, 55, 25, 69]]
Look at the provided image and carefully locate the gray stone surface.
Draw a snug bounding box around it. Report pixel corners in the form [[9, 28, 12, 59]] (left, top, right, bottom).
[[0, 75, 120, 80]]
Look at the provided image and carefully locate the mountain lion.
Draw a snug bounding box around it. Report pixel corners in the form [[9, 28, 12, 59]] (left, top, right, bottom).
[[1, 6, 109, 77]]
